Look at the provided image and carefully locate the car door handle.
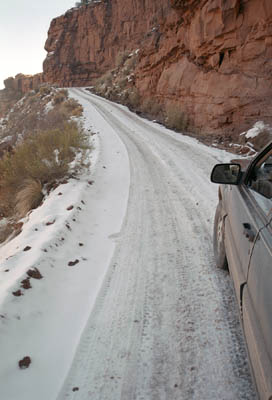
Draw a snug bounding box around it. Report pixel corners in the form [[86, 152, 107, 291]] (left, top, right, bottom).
[[243, 223, 256, 242]]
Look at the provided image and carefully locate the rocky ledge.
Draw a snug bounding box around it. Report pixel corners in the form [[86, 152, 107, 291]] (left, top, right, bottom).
[[42, 0, 272, 140]]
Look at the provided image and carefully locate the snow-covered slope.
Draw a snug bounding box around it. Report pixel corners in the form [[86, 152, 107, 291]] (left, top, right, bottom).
[[0, 89, 256, 399], [0, 93, 130, 399]]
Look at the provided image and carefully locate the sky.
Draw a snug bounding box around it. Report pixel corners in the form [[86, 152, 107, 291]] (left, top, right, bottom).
[[0, 0, 77, 89]]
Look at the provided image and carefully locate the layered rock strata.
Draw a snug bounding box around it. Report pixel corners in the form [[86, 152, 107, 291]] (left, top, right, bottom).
[[15, 0, 272, 136], [0, 73, 44, 118]]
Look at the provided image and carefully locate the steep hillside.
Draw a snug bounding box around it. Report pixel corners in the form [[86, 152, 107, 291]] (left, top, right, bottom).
[[0, 85, 85, 243], [42, 0, 272, 140]]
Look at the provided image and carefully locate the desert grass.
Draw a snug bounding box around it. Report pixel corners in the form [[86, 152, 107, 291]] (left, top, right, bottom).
[[0, 121, 89, 218], [15, 179, 44, 217]]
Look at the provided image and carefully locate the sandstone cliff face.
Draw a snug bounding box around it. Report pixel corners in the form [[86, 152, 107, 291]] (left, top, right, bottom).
[[43, 0, 169, 85], [0, 73, 44, 118], [4, 73, 44, 93], [44, 0, 272, 137]]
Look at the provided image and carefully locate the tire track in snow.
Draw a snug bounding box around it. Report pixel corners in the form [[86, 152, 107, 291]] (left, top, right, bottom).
[[57, 90, 256, 399]]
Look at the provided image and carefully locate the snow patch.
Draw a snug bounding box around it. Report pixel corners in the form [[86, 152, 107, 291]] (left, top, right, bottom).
[[0, 89, 130, 400], [0, 135, 12, 144], [242, 121, 267, 139], [44, 100, 53, 114]]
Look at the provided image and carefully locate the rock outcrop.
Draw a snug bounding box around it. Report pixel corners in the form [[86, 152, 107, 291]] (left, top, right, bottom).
[[14, 0, 272, 137], [150, 0, 272, 139], [4, 73, 44, 93], [43, 0, 169, 85], [0, 73, 44, 118]]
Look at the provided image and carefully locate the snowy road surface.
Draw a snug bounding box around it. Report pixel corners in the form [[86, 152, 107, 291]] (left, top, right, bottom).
[[57, 89, 256, 399], [0, 88, 256, 400]]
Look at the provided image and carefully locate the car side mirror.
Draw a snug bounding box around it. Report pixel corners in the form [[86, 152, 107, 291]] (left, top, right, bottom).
[[211, 163, 241, 184]]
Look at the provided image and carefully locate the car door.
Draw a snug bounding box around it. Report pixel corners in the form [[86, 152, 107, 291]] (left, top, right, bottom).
[[224, 182, 266, 305], [242, 170, 272, 399], [224, 144, 272, 307], [242, 215, 272, 399]]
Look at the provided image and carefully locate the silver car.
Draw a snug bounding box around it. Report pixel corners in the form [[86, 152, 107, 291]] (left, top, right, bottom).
[[211, 142, 272, 400]]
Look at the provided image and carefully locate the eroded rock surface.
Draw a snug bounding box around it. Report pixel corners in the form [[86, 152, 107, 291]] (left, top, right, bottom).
[[42, 0, 272, 138], [1, 0, 271, 139], [0, 73, 44, 118]]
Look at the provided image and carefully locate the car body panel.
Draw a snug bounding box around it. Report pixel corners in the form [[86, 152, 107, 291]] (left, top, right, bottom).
[[211, 142, 272, 399], [243, 219, 272, 399], [224, 184, 266, 305]]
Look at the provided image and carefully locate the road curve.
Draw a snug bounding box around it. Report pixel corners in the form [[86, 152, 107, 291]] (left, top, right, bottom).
[[58, 89, 256, 400]]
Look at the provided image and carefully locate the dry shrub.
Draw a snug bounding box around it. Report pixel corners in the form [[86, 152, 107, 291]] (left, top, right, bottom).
[[165, 104, 188, 132], [127, 90, 141, 108], [39, 85, 52, 97], [0, 122, 89, 217], [0, 186, 14, 216], [63, 98, 83, 117], [125, 55, 137, 71], [103, 71, 113, 86], [0, 222, 13, 244], [141, 98, 162, 115], [53, 90, 68, 105], [2, 88, 73, 138], [95, 71, 113, 91], [15, 179, 43, 217], [117, 77, 128, 90], [39, 108, 67, 130], [115, 50, 130, 68]]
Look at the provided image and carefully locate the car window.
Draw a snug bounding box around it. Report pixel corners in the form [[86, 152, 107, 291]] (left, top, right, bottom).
[[247, 150, 272, 216]]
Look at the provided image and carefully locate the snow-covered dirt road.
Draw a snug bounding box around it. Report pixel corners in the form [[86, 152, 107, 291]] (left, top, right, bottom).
[[56, 89, 256, 399]]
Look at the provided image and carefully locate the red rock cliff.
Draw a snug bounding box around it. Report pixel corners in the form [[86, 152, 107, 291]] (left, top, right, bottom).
[[43, 0, 168, 85], [43, 0, 272, 137], [0, 73, 45, 118]]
